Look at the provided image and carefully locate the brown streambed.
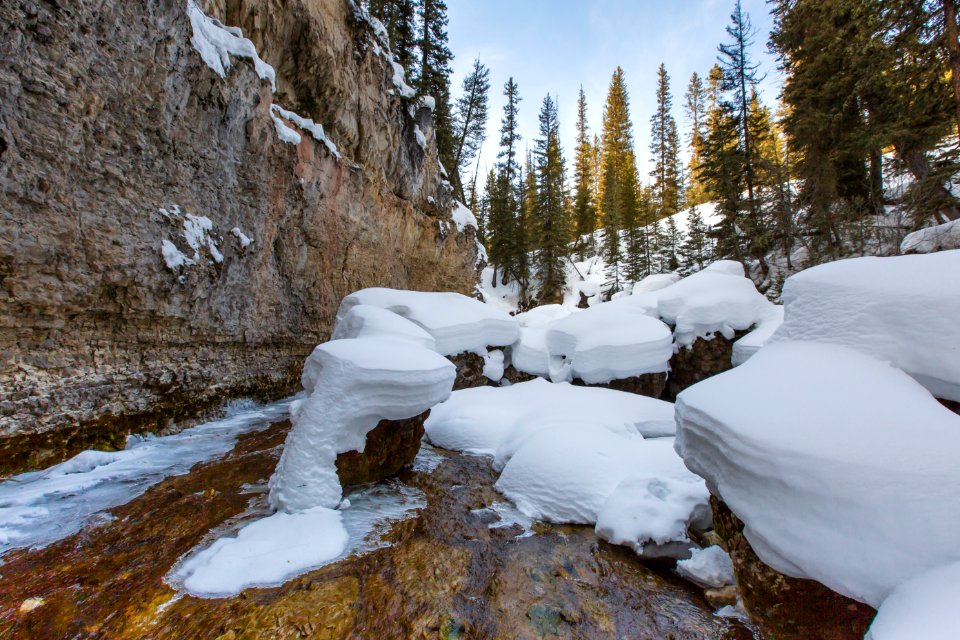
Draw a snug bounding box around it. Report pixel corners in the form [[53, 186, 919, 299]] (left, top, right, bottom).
[[0, 419, 755, 639]]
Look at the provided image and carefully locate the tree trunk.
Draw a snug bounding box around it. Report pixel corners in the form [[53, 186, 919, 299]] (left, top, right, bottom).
[[943, 0, 960, 139]]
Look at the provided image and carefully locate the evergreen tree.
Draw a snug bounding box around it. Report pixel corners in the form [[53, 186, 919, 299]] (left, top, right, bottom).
[[417, 0, 455, 174], [700, 99, 746, 259], [451, 58, 491, 202], [661, 216, 685, 271], [366, 0, 418, 71], [680, 206, 712, 273], [598, 67, 640, 296], [650, 64, 682, 219], [572, 87, 597, 259], [684, 71, 710, 207], [532, 95, 570, 302], [718, 0, 766, 270]]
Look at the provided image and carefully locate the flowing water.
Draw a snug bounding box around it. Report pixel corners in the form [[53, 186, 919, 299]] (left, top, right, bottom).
[[0, 410, 756, 639]]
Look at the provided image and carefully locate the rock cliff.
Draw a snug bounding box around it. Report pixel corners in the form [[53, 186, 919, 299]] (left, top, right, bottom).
[[0, 0, 480, 472]]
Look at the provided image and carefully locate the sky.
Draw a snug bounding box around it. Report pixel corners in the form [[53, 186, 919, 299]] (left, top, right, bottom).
[[446, 0, 784, 187]]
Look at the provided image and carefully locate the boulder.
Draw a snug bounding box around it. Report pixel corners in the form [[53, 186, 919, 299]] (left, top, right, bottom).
[[336, 410, 430, 487]]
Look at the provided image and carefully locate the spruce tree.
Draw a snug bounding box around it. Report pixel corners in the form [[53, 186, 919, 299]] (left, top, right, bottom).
[[572, 88, 597, 260], [650, 64, 682, 219], [417, 0, 455, 175], [718, 0, 765, 270], [680, 206, 712, 273], [367, 0, 418, 71], [451, 58, 491, 202], [684, 72, 710, 207], [533, 95, 570, 302], [598, 67, 640, 296]]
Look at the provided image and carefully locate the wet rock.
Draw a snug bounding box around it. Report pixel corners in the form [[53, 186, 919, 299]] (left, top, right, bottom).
[[335, 410, 428, 486], [501, 365, 537, 385], [448, 351, 488, 390], [705, 585, 739, 609], [664, 334, 744, 401], [711, 496, 876, 639], [574, 372, 668, 399]]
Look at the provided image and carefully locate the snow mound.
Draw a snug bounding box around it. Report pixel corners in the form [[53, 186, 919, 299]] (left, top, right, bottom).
[[595, 472, 711, 559], [187, 0, 276, 91], [676, 546, 736, 588], [731, 305, 784, 366], [331, 304, 436, 351], [545, 302, 673, 383], [632, 272, 681, 293], [176, 506, 348, 596], [336, 288, 520, 356], [867, 560, 960, 640], [657, 265, 774, 348], [703, 260, 744, 276], [900, 219, 960, 254], [496, 427, 707, 556], [769, 250, 960, 401], [675, 341, 960, 607], [424, 378, 676, 460], [509, 305, 571, 377], [269, 338, 455, 511]]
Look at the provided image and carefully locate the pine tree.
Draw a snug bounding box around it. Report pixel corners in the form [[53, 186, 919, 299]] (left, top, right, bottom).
[[598, 67, 640, 296], [366, 0, 418, 71], [572, 87, 597, 260], [417, 0, 455, 174], [451, 58, 491, 202], [718, 0, 766, 270], [684, 72, 710, 207], [680, 206, 712, 273], [532, 95, 570, 302], [650, 64, 682, 219]]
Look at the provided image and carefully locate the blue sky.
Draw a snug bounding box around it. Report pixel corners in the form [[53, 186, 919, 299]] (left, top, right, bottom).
[[446, 0, 783, 184]]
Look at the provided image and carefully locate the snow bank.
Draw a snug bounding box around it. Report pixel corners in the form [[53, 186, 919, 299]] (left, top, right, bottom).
[[594, 470, 711, 558], [336, 288, 520, 356], [269, 338, 455, 511], [187, 0, 276, 91], [424, 378, 676, 459], [632, 272, 681, 293], [496, 427, 707, 557], [900, 219, 960, 254], [675, 341, 960, 607], [176, 506, 348, 596], [172, 478, 425, 597], [508, 305, 571, 377], [0, 398, 292, 555], [770, 251, 960, 401], [331, 304, 436, 351], [657, 265, 774, 348], [731, 305, 784, 366], [545, 302, 673, 383], [867, 561, 960, 640], [676, 546, 735, 588], [425, 379, 705, 556]]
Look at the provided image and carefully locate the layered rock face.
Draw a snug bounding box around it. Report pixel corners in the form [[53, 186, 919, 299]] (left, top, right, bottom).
[[0, 0, 479, 472]]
